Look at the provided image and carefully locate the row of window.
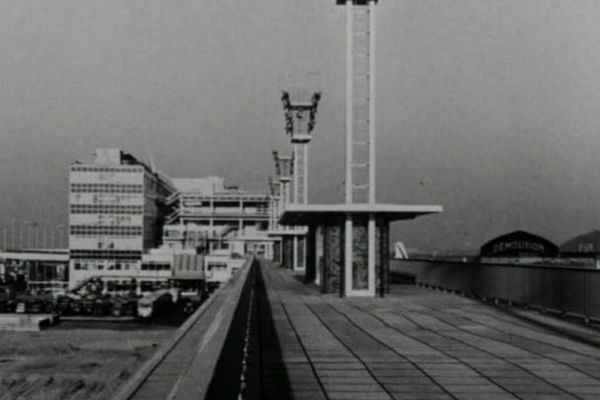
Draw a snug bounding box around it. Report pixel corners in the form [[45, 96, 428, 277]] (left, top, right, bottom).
[[70, 226, 142, 236], [73, 262, 135, 271], [73, 261, 171, 272], [70, 183, 143, 194], [141, 263, 171, 271], [70, 250, 142, 260], [71, 194, 142, 204], [70, 205, 143, 214], [206, 262, 228, 272], [71, 166, 142, 173]]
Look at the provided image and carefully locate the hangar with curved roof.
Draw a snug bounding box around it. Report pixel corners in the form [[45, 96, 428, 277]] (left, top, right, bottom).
[[560, 230, 600, 258], [479, 230, 558, 263]]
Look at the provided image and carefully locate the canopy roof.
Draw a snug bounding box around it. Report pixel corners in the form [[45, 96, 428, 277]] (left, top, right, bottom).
[[279, 203, 442, 225]]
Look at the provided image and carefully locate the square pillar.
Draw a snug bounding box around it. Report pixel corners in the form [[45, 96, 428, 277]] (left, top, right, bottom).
[[273, 240, 281, 264], [376, 219, 390, 296], [322, 217, 344, 295], [305, 227, 317, 283], [312, 215, 390, 297], [282, 236, 294, 269]]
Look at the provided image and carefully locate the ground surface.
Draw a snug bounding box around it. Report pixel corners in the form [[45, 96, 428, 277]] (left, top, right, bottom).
[[0, 321, 174, 400], [257, 260, 600, 400]]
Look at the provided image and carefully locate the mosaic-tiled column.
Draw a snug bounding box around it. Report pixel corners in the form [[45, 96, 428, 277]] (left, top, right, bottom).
[[273, 241, 281, 264], [322, 218, 344, 294], [282, 237, 294, 269], [376, 219, 390, 296], [305, 227, 316, 283], [297, 236, 306, 270], [351, 217, 369, 291]]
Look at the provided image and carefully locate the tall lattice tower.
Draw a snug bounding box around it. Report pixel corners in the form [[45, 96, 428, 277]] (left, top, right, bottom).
[[340, 0, 378, 296], [339, 0, 377, 205]]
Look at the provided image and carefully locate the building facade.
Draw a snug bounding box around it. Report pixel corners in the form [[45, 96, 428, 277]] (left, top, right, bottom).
[[68, 148, 175, 289], [162, 177, 274, 257], [0, 250, 69, 294]]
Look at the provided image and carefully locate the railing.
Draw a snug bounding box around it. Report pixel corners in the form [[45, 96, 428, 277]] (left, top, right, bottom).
[[180, 208, 270, 216], [114, 257, 257, 400], [391, 259, 600, 322]]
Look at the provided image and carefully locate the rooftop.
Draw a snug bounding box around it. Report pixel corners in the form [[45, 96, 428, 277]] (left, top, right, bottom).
[[120, 259, 600, 400]]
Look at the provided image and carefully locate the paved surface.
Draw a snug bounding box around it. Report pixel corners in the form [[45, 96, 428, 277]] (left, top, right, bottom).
[[258, 259, 600, 400]]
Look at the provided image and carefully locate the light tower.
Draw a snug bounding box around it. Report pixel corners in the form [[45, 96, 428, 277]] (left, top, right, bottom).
[[272, 151, 293, 206], [281, 91, 321, 272], [339, 0, 377, 204], [282, 91, 321, 204], [268, 177, 283, 263], [272, 151, 299, 270], [278, 0, 441, 297]]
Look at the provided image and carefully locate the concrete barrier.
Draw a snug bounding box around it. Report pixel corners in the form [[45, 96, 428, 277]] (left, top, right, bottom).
[[392, 259, 600, 321], [113, 257, 255, 400]]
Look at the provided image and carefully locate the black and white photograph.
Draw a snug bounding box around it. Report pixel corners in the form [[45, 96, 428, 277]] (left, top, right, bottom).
[[2, 1, 600, 399]]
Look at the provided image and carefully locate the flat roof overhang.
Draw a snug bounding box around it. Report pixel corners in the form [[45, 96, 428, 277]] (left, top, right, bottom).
[[279, 203, 442, 226]]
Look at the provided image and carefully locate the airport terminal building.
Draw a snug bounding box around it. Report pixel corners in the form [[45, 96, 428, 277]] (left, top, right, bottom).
[[68, 148, 176, 289]]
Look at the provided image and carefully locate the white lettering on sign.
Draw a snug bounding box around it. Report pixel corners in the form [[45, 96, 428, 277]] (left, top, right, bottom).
[[492, 241, 545, 254]]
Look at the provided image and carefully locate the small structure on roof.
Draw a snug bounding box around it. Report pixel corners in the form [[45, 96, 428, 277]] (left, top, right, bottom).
[[281, 204, 441, 297]]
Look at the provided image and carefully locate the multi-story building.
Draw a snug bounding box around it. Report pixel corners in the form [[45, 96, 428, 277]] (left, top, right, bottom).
[[68, 148, 176, 289], [163, 177, 274, 258]]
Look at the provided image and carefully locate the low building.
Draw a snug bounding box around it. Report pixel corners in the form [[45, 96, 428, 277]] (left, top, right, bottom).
[[0, 250, 69, 294]]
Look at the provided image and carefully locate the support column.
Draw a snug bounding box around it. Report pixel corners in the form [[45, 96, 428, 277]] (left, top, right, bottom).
[[293, 144, 299, 204], [293, 235, 298, 272], [303, 145, 308, 203], [343, 214, 353, 296], [368, 213, 376, 295], [345, 0, 354, 206], [369, 0, 376, 204]]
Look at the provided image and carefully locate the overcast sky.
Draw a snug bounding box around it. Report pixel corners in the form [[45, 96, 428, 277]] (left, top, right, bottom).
[[1, 0, 600, 251]]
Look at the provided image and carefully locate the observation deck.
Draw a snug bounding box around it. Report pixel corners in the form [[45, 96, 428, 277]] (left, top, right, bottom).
[[113, 257, 600, 400]]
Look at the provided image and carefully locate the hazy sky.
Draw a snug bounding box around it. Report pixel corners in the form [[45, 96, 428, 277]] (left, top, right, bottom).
[[1, 0, 600, 251]]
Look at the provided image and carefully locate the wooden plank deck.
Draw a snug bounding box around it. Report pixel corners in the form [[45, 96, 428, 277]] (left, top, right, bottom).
[[257, 259, 600, 400]]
